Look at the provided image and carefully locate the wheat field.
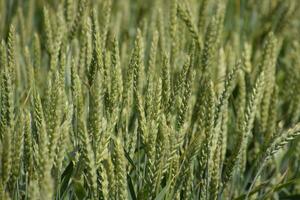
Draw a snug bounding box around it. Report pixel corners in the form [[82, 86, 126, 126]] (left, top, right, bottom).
[[0, 0, 300, 199]]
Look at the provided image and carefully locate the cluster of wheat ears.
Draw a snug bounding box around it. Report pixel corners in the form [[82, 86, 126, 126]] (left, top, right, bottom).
[[0, 0, 300, 199]]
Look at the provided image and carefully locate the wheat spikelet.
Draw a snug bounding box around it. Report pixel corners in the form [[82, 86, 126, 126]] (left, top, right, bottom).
[[32, 89, 49, 179], [54, 104, 72, 176], [161, 53, 171, 115], [0, 40, 7, 73], [110, 36, 123, 112], [147, 30, 158, 75], [214, 61, 240, 129], [222, 72, 265, 187], [73, 73, 98, 198], [153, 115, 170, 196], [177, 3, 200, 46], [10, 112, 24, 185], [88, 72, 103, 156], [0, 64, 14, 189], [100, 0, 112, 47], [201, 16, 218, 72], [172, 56, 190, 112], [68, 0, 87, 41], [112, 138, 127, 200], [7, 25, 16, 86], [105, 156, 115, 199], [209, 145, 221, 200], [43, 7, 53, 53], [132, 29, 144, 96], [260, 32, 277, 133], [265, 124, 300, 160], [47, 72, 63, 163], [145, 79, 162, 196], [122, 30, 142, 111], [0, 122, 11, 187], [65, 0, 74, 27], [32, 89, 54, 199], [197, 0, 209, 34], [265, 87, 278, 144], [23, 110, 33, 177]]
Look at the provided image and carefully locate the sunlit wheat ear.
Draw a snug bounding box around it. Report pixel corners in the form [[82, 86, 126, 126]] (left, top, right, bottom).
[[215, 1, 226, 49], [219, 101, 229, 170], [10, 112, 24, 185], [0, 40, 7, 72], [110, 36, 122, 112], [54, 104, 72, 177], [43, 7, 53, 53], [177, 2, 200, 46], [161, 53, 171, 115], [222, 72, 265, 188], [32, 89, 49, 178], [201, 16, 218, 72], [132, 29, 144, 96], [145, 31, 158, 118], [0, 63, 14, 186], [100, 0, 112, 47], [236, 71, 247, 173], [68, 0, 87, 41], [112, 138, 127, 200], [240, 69, 264, 155], [7, 25, 16, 85], [176, 64, 194, 131], [136, 89, 148, 148], [47, 72, 63, 163], [84, 16, 93, 74], [23, 47, 34, 90], [172, 56, 190, 104], [49, 10, 65, 73], [78, 123, 98, 198], [65, 0, 74, 27], [87, 10, 103, 87], [103, 155, 115, 198], [264, 86, 278, 148], [198, 78, 215, 175], [122, 29, 143, 109], [209, 145, 221, 200], [148, 30, 158, 75], [27, 179, 39, 200], [88, 71, 103, 154], [260, 32, 278, 133], [145, 79, 162, 196], [0, 122, 11, 187], [0, 41, 7, 136], [197, 0, 209, 34], [23, 110, 33, 177], [153, 114, 170, 195], [266, 123, 300, 160], [214, 61, 240, 128], [242, 42, 252, 73], [73, 73, 98, 198], [32, 88, 54, 199]]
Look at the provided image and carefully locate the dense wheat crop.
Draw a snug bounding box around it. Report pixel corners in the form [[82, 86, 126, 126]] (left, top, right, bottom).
[[1, 0, 300, 199]]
